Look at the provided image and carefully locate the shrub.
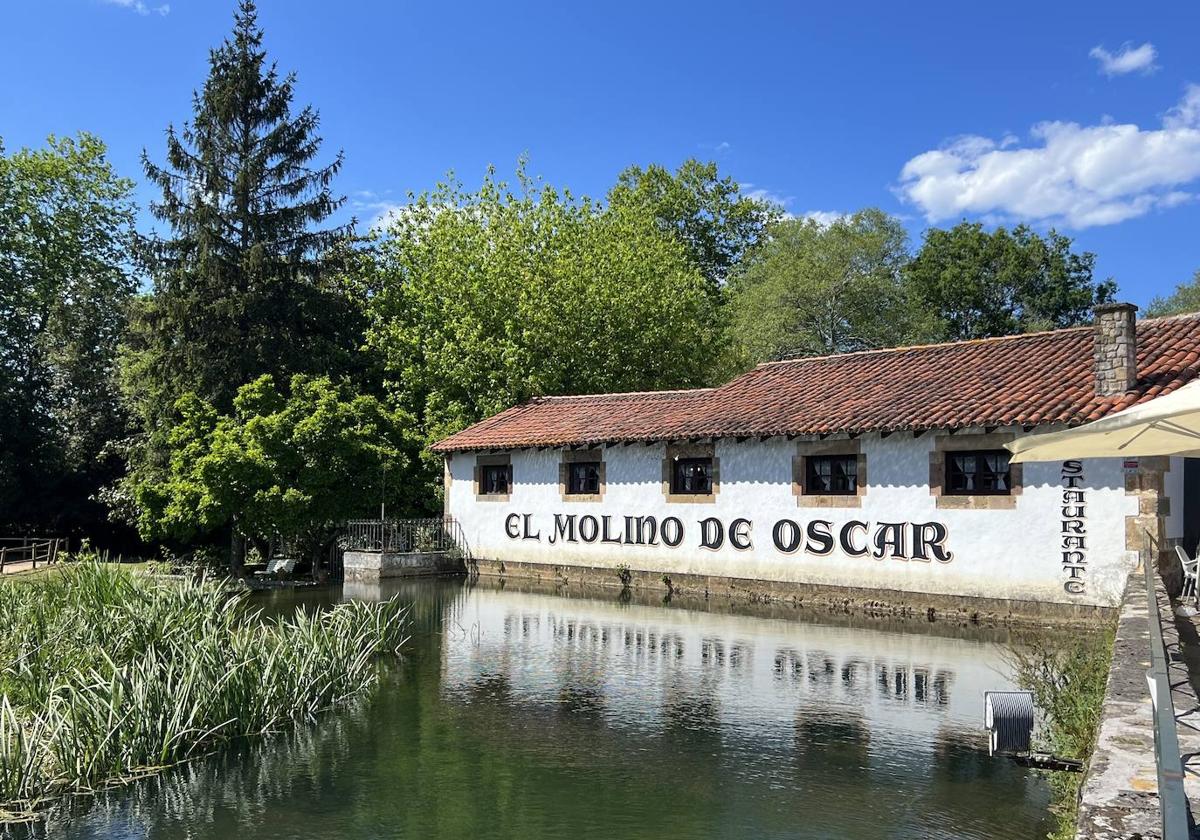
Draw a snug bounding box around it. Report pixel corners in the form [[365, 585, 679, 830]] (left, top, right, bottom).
[[1008, 627, 1114, 840], [615, 564, 632, 587]]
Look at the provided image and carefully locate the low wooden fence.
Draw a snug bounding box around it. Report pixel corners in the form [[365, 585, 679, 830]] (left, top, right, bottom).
[[0, 537, 66, 573]]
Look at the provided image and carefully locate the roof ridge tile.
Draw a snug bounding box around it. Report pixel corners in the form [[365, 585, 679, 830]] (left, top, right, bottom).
[[431, 314, 1200, 452], [531, 387, 715, 403], [754, 324, 1090, 369]]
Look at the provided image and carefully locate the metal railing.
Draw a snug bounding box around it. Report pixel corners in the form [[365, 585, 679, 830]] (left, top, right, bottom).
[[0, 537, 66, 573], [1143, 555, 1190, 839], [344, 517, 464, 554]]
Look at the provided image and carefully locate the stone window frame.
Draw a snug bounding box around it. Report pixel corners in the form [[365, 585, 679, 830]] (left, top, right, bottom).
[[474, 453, 512, 503], [662, 442, 719, 504], [792, 439, 866, 509], [929, 432, 1022, 510], [559, 449, 606, 503]]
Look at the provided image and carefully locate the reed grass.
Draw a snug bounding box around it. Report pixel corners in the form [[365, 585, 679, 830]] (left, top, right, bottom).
[[1008, 626, 1115, 840], [0, 560, 408, 820]]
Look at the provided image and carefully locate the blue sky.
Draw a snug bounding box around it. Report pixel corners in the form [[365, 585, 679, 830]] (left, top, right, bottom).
[[3, 1, 1199, 306]]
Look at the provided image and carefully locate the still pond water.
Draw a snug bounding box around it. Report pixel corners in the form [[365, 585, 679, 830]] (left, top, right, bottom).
[[41, 578, 1056, 840]]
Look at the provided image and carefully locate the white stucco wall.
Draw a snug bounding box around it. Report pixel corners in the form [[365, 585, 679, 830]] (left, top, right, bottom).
[[1166, 456, 1186, 541], [447, 428, 1150, 607]]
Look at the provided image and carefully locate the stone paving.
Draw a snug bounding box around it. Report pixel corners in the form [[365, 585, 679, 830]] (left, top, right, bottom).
[[1174, 604, 1200, 838], [1077, 570, 1200, 839]]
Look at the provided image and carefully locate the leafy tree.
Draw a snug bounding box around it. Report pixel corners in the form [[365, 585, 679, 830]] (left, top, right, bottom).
[[135, 375, 417, 577], [0, 134, 137, 535], [722, 209, 917, 369], [607, 159, 779, 291], [905, 222, 1116, 341], [368, 164, 721, 452], [1147, 270, 1200, 317], [119, 0, 364, 531]]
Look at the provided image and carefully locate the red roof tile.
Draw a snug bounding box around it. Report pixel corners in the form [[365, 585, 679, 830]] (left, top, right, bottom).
[[431, 313, 1200, 452]]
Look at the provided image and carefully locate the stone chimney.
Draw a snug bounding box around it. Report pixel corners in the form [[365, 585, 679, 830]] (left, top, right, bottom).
[[1093, 302, 1138, 396]]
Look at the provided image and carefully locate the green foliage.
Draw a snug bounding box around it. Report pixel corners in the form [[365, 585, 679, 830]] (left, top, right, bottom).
[[615, 563, 632, 587], [906, 222, 1116, 342], [367, 163, 722, 449], [0, 133, 137, 534], [607, 158, 780, 290], [1147, 269, 1200, 317], [0, 560, 408, 817], [722, 209, 918, 370], [1008, 628, 1114, 840], [119, 0, 366, 529], [134, 374, 419, 559]]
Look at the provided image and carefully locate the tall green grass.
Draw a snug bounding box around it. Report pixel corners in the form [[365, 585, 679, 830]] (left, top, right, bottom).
[[1008, 627, 1115, 840], [0, 561, 408, 820]]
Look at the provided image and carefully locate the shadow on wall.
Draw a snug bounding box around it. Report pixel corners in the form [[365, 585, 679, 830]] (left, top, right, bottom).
[[449, 443, 1126, 493]]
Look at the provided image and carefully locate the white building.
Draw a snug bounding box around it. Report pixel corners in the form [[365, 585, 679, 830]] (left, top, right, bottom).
[[434, 304, 1200, 611]]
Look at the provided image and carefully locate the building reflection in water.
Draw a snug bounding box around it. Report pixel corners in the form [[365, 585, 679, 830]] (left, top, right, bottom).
[[34, 578, 1056, 840], [442, 585, 977, 747]]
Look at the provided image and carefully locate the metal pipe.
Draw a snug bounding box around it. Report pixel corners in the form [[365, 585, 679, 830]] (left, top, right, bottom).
[[1143, 549, 1190, 839]]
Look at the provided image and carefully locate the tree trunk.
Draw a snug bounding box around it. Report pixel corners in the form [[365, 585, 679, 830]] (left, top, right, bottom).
[[230, 519, 244, 580], [311, 541, 327, 583]]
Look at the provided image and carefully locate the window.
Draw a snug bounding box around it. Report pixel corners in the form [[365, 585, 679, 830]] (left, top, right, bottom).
[[805, 454, 858, 495], [945, 450, 1011, 495], [672, 457, 713, 495], [662, 444, 718, 503], [480, 463, 511, 496], [793, 442, 864, 508], [567, 461, 602, 495], [560, 450, 605, 501]]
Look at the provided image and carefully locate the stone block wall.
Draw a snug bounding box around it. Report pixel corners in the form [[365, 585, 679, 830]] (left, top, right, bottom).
[[1093, 303, 1138, 397], [343, 550, 463, 582], [1125, 456, 1179, 590]]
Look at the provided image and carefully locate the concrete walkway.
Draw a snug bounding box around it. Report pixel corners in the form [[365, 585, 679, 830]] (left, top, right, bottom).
[[1077, 570, 1200, 839]]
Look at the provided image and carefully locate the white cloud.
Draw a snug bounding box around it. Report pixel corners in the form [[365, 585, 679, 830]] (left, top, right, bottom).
[[369, 203, 408, 232], [350, 195, 462, 236], [1089, 42, 1158, 77], [800, 210, 845, 227], [348, 189, 406, 231], [896, 85, 1200, 229], [742, 185, 792, 209], [348, 197, 406, 232], [741, 188, 841, 224], [102, 0, 170, 15], [1165, 84, 1200, 129]]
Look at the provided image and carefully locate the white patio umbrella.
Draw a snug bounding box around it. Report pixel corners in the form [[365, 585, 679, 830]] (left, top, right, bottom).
[[1006, 379, 1200, 464]]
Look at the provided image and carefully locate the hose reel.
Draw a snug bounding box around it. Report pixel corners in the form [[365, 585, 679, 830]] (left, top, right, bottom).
[[984, 690, 1082, 772]]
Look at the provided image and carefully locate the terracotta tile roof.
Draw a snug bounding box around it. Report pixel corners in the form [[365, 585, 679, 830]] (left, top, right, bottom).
[[431, 313, 1200, 452], [432, 389, 716, 452]]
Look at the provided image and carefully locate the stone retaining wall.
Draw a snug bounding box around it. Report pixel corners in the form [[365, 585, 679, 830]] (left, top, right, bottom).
[[343, 550, 463, 581], [1076, 571, 1199, 839], [466, 555, 1114, 628]]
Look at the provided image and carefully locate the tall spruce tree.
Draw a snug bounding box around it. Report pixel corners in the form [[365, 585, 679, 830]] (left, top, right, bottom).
[[119, 0, 364, 554]]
